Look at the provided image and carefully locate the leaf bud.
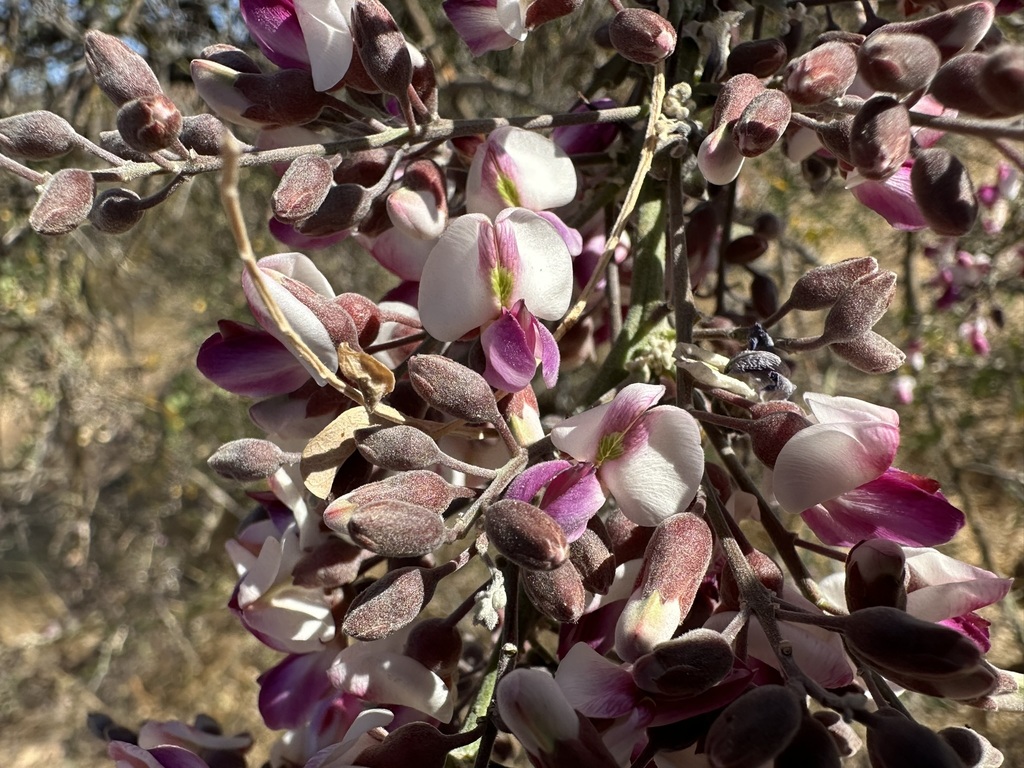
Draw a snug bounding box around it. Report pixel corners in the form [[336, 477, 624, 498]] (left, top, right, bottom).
[[179, 113, 229, 156], [485, 499, 569, 571], [786, 257, 879, 311], [83, 30, 163, 106], [820, 269, 897, 345], [521, 560, 586, 623], [355, 425, 442, 471], [198, 43, 262, 74], [408, 354, 503, 424], [88, 188, 145, 234], [980, 45, 1024, 117], [207, 438, 287, 482], [29, 168, 96, 236], [116, 93, 184, 155], [866, 711, 963, 768], [341, 562, 450, 640], [705, 684, 803, 768], [845, 539, 907, 612], [347, 500, 446, 558], [608, 9, 677, 65], [783, 41, 858, 106], [727, 38, 788, 78], [929, 53, 1002, 117], [723, 234, 769, 265], [350, 0, 413, 101], [774, 712, 843, 768], [0, 111, 79, 159], [850, 96, 910, 181], [910, 147, 978, 236], [937, 726, 1004, 768], [569, 526, 615, 595], [879, 1, 994, 62], [732, 90, 792, 158], [858, 32, 941, 94], [631, 628, 734, 697], [272, 155, 335, 224], [830, 330, 906, 374]]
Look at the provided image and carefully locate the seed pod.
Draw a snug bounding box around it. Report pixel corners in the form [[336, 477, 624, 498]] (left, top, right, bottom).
[[485, 499, 568, 571], [88, 188, 145, 234], [355, 425, 441, 471], [866, 711, 963, 768], [830, 330, 906, 374], [29, 168, 96, 236], [910, 148, 978, 236], [732, 90, 792, 158], [608, 8, 677, 65], [84, 30, 163, 106], [979, 45, 1024, 116], [208, 438, 287, 482], [273, 155, 335, 224], [705, 685, 803, 768], [786, 257, 879, 311], [845, 539, 907, 612], [0, 111, 79, 159], [850, 96, 910, 180], [774, 712, 842, 768], [858, 32, 941, 94], [783, 41, 858, 106], [727, 38, 788, 78], [820, 270, 897, 345], [521, 561, 586, 623], [929, 53, 1002, 117], [408, 355, 503, 424], [342, 564, 449, 640], [347, 500, 446, 557], [631, 628, 735, 697]]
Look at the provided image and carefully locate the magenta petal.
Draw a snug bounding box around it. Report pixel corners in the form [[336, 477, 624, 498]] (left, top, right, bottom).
[[849, 164, 928, 231], [240, 0, 311, 71], [481, 310, 538, 391], [269, 217, 349, 250], [196, 320, 310, 397], [442, 0, 518, 56], [540, 464, 605, 542], [258, 651, 335, 729], [529, 314, 561, 388], [940, 614, 993, 653], [148, 745, 212, 768], [506, 460, 572, 503]]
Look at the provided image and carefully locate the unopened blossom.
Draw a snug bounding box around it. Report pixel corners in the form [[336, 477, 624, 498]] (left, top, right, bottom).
[[550, 383, 704, 527], [443, 0, 581, 56], [504, 460, 605, 542]]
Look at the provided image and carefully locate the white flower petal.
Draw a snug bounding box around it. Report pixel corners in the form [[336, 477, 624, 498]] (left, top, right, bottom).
[[294, 0, 354, 91], [803, 392, 899, 427], [499, 208, 573, 320], [555, 642, 639, 718], [550, 401, 613, 464], [495, 0, 529, 40]]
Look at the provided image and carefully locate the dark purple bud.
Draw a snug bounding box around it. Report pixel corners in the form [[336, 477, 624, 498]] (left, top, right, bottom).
[[937, 726, 1004, 768], [522, 561, 586, 623], [849, 96, 910, 180], [631, 628, 734, 697], [347, 500, 446, 557], [485, 498, 569, 571], [341, 563, 449, 640], [0, 111, 78, 159], [830, 330, 906, 374], [858, 32, 941, 94], [815, 116, 855, 164], [712, 73, 766, 130], [732, 90, 791, 158], [705, 685, 803, 768], [845, 539, 907, 612], [723, 234, 769, 265], [605, 507, 654, 563], [866, 711, 963, 768], [292, 537, 368, 589], [29, 168, 96, 236], [179, 113, 228, 156], [340, 470, 472, 522], [198, 43, 263, 74], [911, 147, 978, 237], [750, 271, 780, 319], [355, 425, 441, 471], [880, 1, 994, 62], [608, 9, 677, 65], [403, 618, 463, 679], [929, 53, 1002, 117], [980, 45, 1024, 116], [727, 38, 788, 78], [296, 182, 374, 236], [208, 438, 287, 482], [569, 526, 615, 595], [774, 713, 843, 768], [752, 212, 784, 240], [408, 355, 503, 424], [88, 188, 145, 234], [116, 93, 183, 155], [719, 548, 786, 609], [350, 0, 413, 100], [334, 147, 391, 186], [820, 270, 897, 344], [273, 155, 335, 224], [83, 30, 163, 106], [235, 68, 328, 127], [783, 41, 858, 106], [786, 256, 879, 311]]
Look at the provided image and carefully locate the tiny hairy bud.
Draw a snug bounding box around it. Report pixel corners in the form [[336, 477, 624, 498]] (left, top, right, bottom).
[[830, 330, 906, 374], [521, 560, 586, 623], [341, 564, 445, 640], [0, 111, 78, 159], [937, 726, 1004, 768], [29, 169, 96, 236], [485, 499, 569, 571], [845, 539, 907, 612], [276, 276, 360, 347], [608, 9, 677, 65], [116, 93, 183, 154], [272, 155, 335, 224], [569, 527, 615, 595], [849, 96, 910, 180], [979, 45, 1024, 116], [786, 256, 879, 311], [911, 148, 978, 237], [711, 73, 766, 130], [88, 188, 145, 234], [631, 628, 734, 697], [350, 0, 413, 100], [858, 32, 941, 94], [408, 355, 503, 424], [347, 500, 446, 558], [929, 53, 1002, 117], [355, 425, 441, 471], [775, 713, 843, 768], [207, 438, 286, 482], [705, 684, 803, 768], [179, 113, 228, 156], [820, 270, 897, 344], [783, 41, 858, 106], [723, 234, 769, 265], [815, 116, 854, 164], [732, 90, 792, 158], [727, 38, 788, 78], [84, 30, 163, 106], [879, 1, 994, 62], [866, 711, 964, 768]]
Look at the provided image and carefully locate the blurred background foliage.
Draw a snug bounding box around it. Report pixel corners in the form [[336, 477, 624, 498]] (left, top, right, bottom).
[[0, 1, 1021, 767]]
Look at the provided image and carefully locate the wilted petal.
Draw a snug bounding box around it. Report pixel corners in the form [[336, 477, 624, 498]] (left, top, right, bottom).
[[481, 308, 538, 391], [294, 0, 355, 91], [498, 208, 574, 321], [849, 163, 929, 231], [601, 406, 704, 527], [555, 642, 641, 718], [442, 0, 519, 56]]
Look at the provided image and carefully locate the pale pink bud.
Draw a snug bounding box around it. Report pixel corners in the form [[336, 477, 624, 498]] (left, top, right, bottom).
[[272, 155, 335, 224], [88, 188, 145, 234], [386, 159, 448, 240], [858, 32, 941, 94], [608, 9, 677, 65], [705, 685, 803, 768], [783, 41, 858, 106], [911, 148, 978, 237], [29, 169, 96, 236], [485, 498, 569, 571], [697, 122, 745, 185], [84, 30, 163, 106], [732, 90, 791, 157], [408, 354, 503, 424], [0, 111, 78, 159], [727, 38, 788, 78], [850, 96, 911, 181], [347, 500, 446, 558], [830, 330, 906, 374], [116, 93, 183, 155], [207, 438, 287, 482]]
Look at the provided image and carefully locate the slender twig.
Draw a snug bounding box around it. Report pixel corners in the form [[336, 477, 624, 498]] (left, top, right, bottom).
[[1, 153, 47, 185]]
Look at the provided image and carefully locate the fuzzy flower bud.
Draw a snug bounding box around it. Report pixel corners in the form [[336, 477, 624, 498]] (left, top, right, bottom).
[[850, 96, 911, 181], [355, 425, 442, 471], [198, 43, 262, 74], [867, 711, 964, 768], [929, 53, 1002, 117], [858, 32, 941, 94], [342, 563, 450, 640], [179, 113, 228, 156], [408, 354, 503, 424], [296, 182, 376, 236], [775, 713, 844, 768], [719, 548, 785, 609], [816, 116, 854, 164], [937, 726, 1004, 768], [88, 188, 145, 234], [786, 257, 879, 311], [712, 73, 766, 130], [820, 270, 897, 345], [272, 155, 335, 224], [522, 561, 586, 623], [732, 90, 792, 158], [0, 111, 78, 159], [350, 0, 413, 100], [830, 330, 906, 374], [347, 500, 446, 558], [727, 38, 788, 78], [485, 499, 569, 571], [608, 9, 677, 65], [631, 628, 734, 697], [783, 41, 858, 106], [880, 1, 994, 62], [116, 93, 183, 155], [207, 438, 287, 482], [980, 45, 1024, 117], [705, 685, 804, 768], [568, 526, 615, 595], [910, 148, 978, 236], [845, 539, 907, 612], [29, 169, 96, 236], [83, 30, 163, 106]]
